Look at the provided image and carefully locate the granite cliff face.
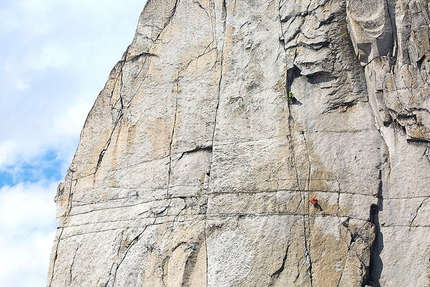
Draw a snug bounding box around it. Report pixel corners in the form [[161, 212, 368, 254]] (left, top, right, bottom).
[[48, 0, 430, 286]]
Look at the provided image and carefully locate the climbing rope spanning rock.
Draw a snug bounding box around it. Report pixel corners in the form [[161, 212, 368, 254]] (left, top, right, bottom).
[[48, 1, 430, 286]]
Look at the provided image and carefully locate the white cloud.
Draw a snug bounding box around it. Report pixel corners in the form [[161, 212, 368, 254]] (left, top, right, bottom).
[[0, 141, 16, 167], [31, 44, 71, 70], [0, 181, 57, 287], [0, 182, 56, 235]]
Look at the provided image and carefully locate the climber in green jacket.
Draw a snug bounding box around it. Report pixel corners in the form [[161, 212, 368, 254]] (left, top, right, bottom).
[[288, 91, 297, 103]]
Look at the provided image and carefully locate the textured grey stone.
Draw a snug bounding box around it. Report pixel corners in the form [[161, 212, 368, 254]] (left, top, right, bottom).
[[48, 0, 430, 286]]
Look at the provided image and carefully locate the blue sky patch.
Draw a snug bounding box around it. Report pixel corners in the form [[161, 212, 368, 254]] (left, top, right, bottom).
[[0, 150, 65, 187]]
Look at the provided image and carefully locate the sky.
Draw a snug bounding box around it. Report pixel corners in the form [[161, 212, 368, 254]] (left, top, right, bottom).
[[0, 0, 146, 286]]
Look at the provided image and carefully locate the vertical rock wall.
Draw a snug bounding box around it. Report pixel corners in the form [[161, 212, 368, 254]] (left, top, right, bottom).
[[346, 0, 430, 285], [48, 0, 430, 286]]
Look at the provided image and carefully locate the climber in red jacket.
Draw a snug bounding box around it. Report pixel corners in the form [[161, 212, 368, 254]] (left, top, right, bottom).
[[310, 198, 322, 211]]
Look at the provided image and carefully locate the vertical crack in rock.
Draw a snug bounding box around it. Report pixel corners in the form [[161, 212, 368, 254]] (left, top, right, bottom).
[[95, 62, 125, 175], [367, 204, 382, 287], [303, 216, 314, 287], [95, 145, 108, 174], [207, 0, 227, 190], [363, 145, 386, 286], [385, 0, 397, 57], [204, 222, 209, 287], [269, 243, 290, 285], [65, 177, 75, 218], [278, 0, 304, 217], [48, 226, 65, 287], [301, 128, 314, 285], [166, 81, 179, 197], [286, 104, 300, 189], [336, 176, 342, 213], [277, 0, 301, 94], [277, 10, 305, 260], [301, 130, 312, 194], [284, 78, 314, 285], [277, 0, 303, 207], [204, 1, 228, 285], [269, 223, 294, 285], [112, 65, 125, 122], [345, 1, 403, 284], [95, 118, 124, 177], [69, 241, 81, 284], [376, 168, 384, 207]]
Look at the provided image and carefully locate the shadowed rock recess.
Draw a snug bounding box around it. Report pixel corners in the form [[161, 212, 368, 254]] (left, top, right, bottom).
[[48, 0, 430, 286]]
